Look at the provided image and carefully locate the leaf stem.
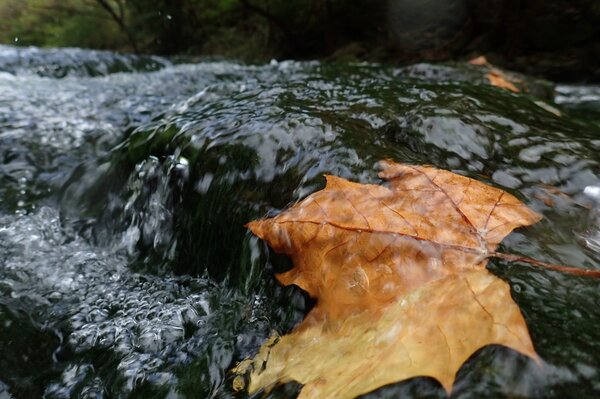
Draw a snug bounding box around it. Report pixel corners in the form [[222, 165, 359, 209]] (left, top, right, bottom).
[[491, 251, 600, 277]]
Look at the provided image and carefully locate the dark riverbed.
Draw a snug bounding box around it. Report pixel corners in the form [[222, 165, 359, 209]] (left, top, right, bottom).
[[1, 45, 600, 398]]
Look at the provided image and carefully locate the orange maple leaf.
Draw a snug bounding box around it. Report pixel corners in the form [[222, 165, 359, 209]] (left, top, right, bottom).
[[234, 161, 595, 398], [486, 70, 521, 93]]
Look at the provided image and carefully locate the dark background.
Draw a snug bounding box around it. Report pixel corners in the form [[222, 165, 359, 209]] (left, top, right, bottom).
[[1, 0, 599, 81]]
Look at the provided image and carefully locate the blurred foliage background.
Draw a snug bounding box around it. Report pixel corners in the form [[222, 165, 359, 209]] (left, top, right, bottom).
[[1, 0, 599, 81], [0, 0, 385, 60]]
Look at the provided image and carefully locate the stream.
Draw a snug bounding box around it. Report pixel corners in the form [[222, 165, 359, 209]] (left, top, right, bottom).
[[1, 44, 600, 398]]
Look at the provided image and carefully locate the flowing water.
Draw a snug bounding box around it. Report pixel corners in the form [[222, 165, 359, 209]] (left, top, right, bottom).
[[1, 45, 599, 398]]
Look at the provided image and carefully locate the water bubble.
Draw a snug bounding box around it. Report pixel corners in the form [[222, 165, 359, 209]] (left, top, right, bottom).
[[513, 284, 522, 293]]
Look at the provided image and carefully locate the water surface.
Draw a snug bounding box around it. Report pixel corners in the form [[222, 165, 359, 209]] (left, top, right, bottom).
[[1, 46, 599, 398]]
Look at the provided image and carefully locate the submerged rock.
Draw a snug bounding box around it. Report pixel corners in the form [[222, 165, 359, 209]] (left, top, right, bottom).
[[61, 61, 599, 283], [3, 53, 599, 398]]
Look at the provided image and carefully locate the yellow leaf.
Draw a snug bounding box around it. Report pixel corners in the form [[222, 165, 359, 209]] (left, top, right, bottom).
[[240, 161, 542, 397], [247, 270, 535, 398]]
